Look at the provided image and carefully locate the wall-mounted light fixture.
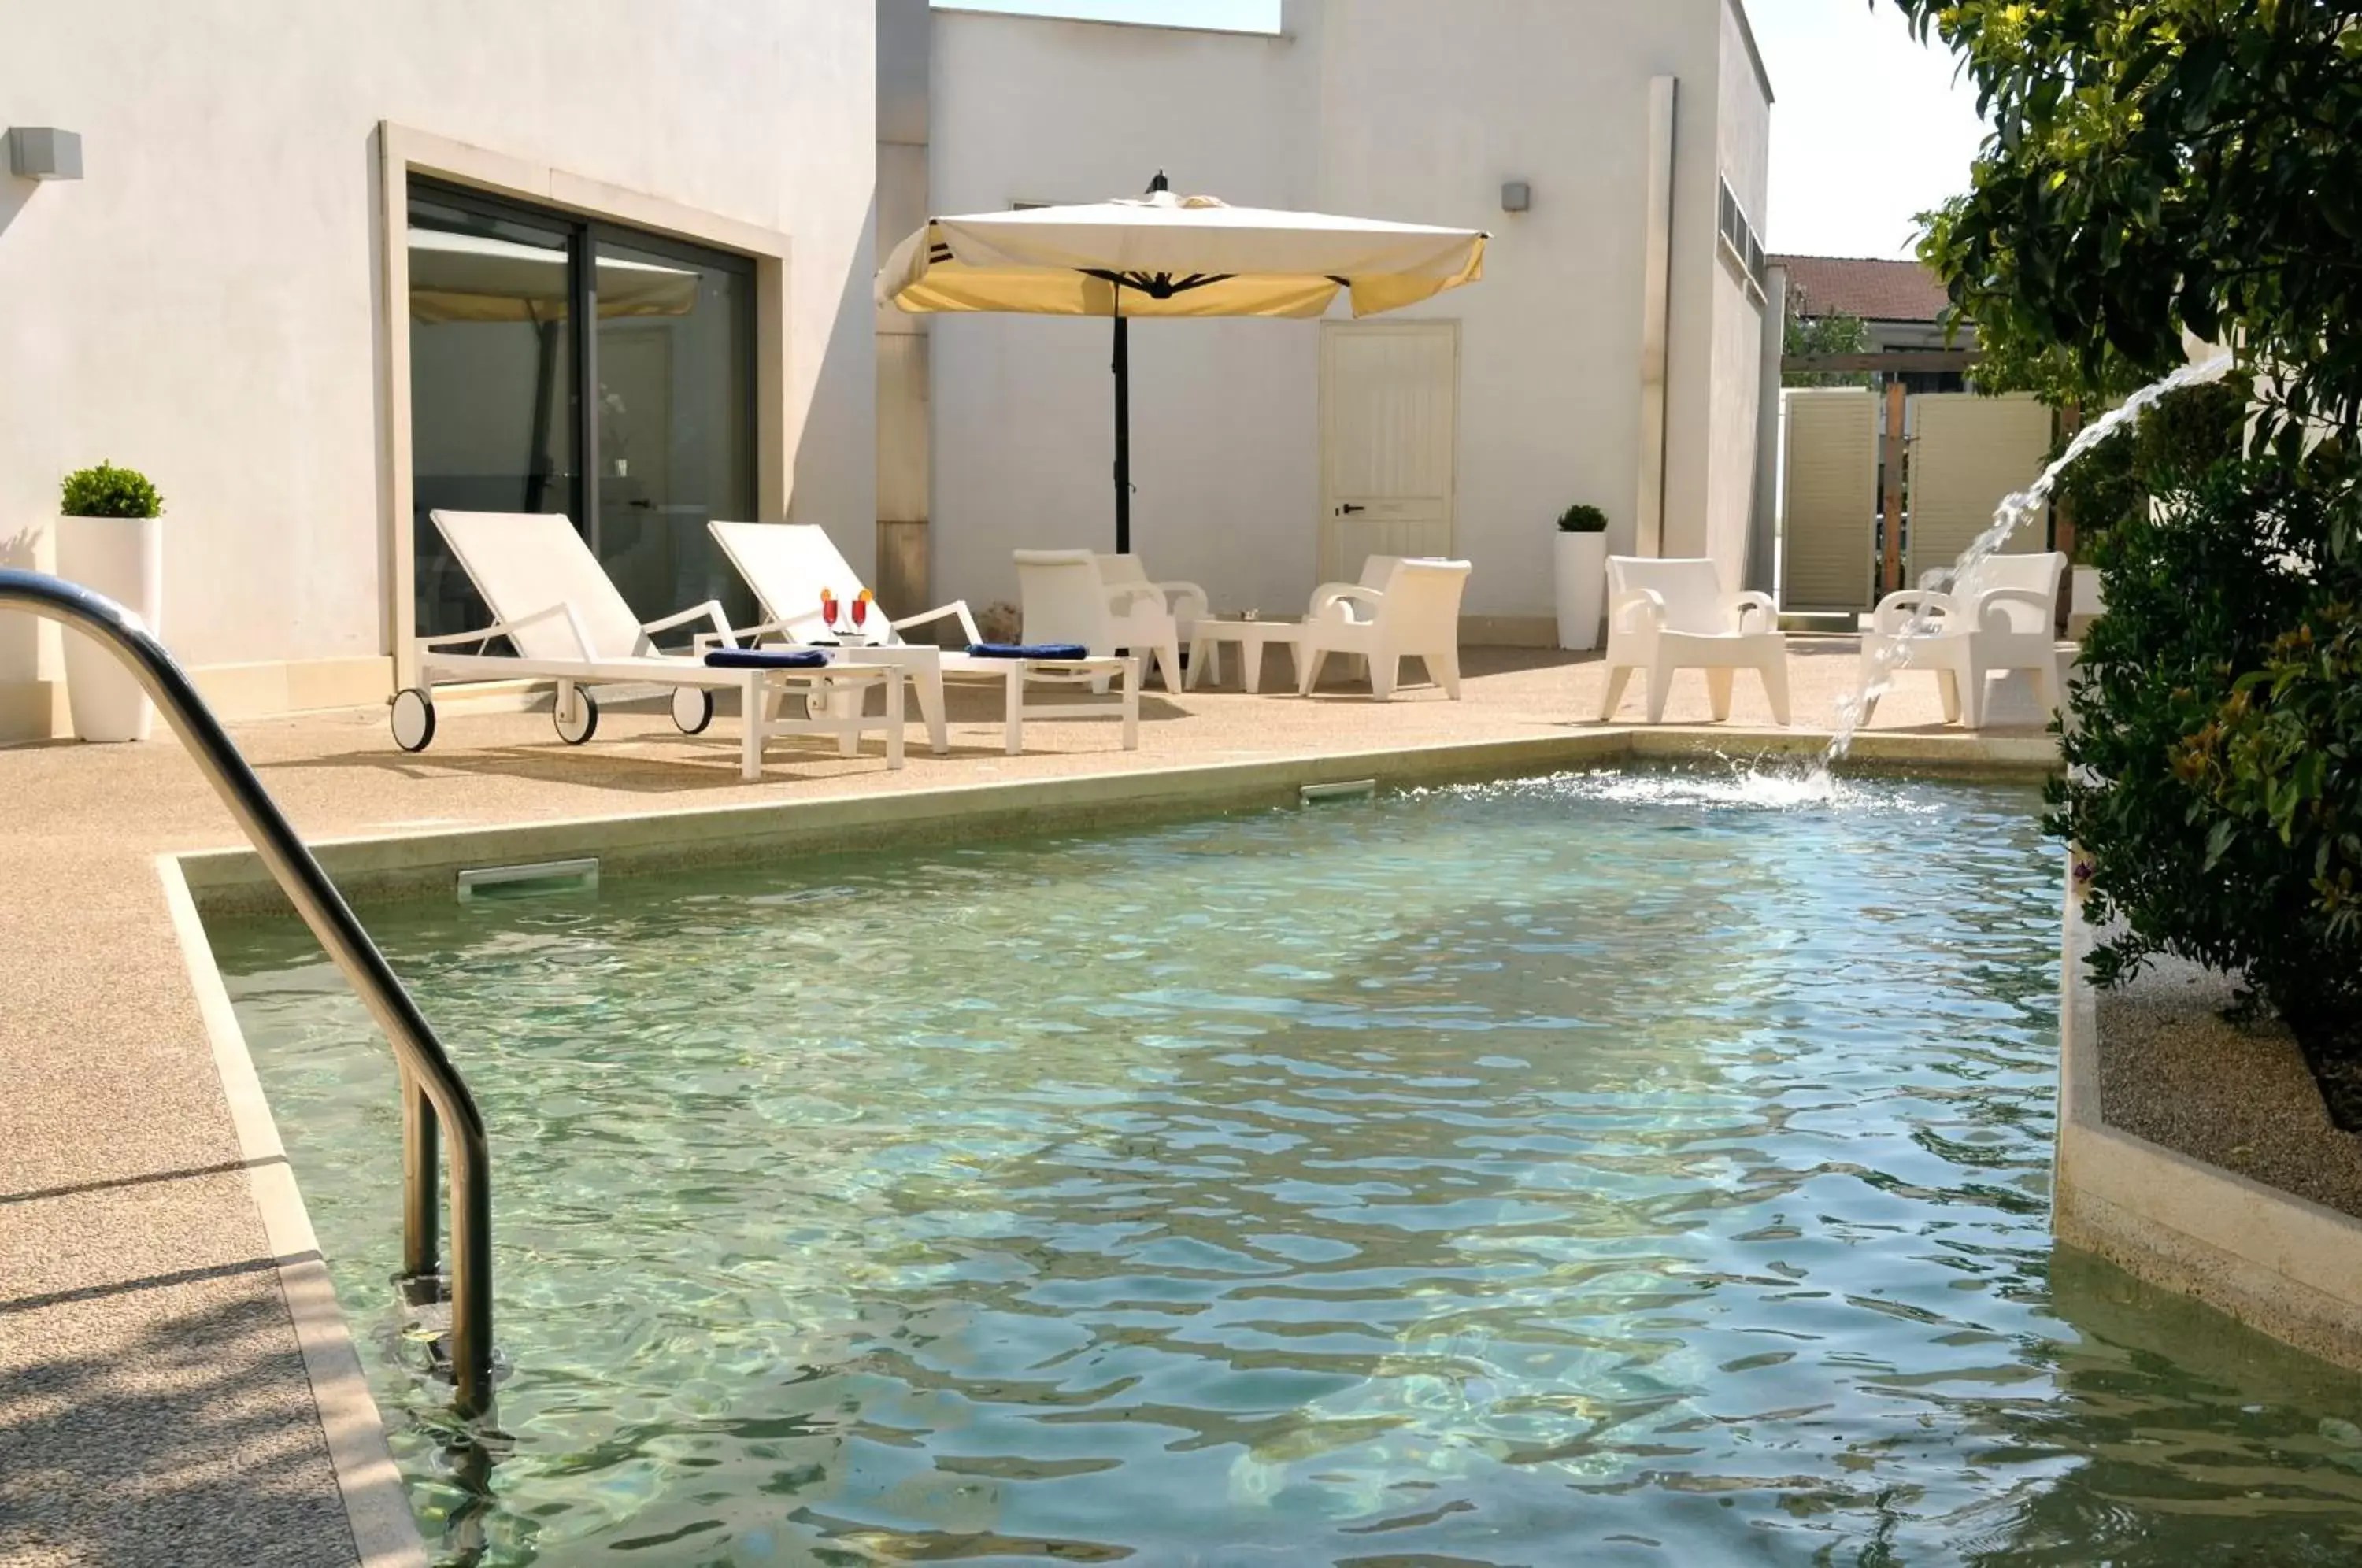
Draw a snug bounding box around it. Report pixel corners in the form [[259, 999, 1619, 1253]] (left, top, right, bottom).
[[1501, 180, 1531, 214], [8, 128, 83, 181]]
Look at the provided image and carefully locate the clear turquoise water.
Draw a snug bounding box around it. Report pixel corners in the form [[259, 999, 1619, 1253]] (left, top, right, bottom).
[[209, 769, 2362, 1566]]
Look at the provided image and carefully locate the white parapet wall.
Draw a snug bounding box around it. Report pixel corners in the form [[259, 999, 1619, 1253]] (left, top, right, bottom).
[[2054, 884, 2362, 1369]]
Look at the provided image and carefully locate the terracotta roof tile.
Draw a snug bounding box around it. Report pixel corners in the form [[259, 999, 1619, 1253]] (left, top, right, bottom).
[[1770, 254, 1950, 324]]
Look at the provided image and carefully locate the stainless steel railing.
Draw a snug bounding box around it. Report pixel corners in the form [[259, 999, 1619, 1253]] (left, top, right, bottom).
[[0, 568, 495, 1418]]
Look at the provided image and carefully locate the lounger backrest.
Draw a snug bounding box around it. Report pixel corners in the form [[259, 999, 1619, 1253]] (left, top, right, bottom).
[[1015, 549, 1111, 650], [708, 520, 888, 642], [1378, 558, 1471, 648], [1608, 556, 1727, 635], [1952, 550, 2064, 632], [429, 511, 645, 661]]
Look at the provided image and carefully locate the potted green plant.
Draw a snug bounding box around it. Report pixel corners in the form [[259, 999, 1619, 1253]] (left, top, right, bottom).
[[1553, 502, 1608, 651], [57, 461, 165, 742]]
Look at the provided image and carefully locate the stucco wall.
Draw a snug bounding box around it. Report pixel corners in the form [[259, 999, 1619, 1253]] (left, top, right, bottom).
[[0, 0, 872, 697], [927, 8, 1319, 622], [1688, 0, 1773, 577], [926, 0, 1758, 632]]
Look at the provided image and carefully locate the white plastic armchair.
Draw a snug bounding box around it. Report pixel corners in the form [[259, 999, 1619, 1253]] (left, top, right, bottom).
[[1855, 551, 2064, 729], [1297, 556, 1470, 700], [1097, 554, 1209, 648], [1015, 549, 1182, 690], [1597, 556, 1790, 724]]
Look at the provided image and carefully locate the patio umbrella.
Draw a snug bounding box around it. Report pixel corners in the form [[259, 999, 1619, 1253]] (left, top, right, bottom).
[[876, 173, 1487, 552]]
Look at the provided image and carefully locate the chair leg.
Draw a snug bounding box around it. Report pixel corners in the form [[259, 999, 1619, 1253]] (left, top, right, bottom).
[[1120, 658, 1141, 749], [1298, 647, 1327, 696], [1705, 668, 1735, 723], [1004, 666, 1024, 756], [1371, 654, 1398, 701], [1156, 638, 1183, 693], [915, 667, 950, 755], [1598, 664, 1634, 723], [2032, 653, 2066, 728], [1432, 647, 1461, 700], [1644, 655, 1675, 723], [1760, 653, 1792, 727], [883, 670, 905, 770], [1960, 659, 1990, 730], [739, 675, 764, 782], [1936, 669, 1962, 726]]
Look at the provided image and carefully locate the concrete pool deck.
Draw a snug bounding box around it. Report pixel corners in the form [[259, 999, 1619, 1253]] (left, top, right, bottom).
[[0, 642, 2052, 1567]]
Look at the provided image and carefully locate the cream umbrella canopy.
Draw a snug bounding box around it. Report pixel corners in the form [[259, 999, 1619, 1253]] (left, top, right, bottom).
[[877, 175, 1487, 551]]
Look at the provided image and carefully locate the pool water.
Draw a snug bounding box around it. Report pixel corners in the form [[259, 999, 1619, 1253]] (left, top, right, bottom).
[[211, 770, 2362, 1566]]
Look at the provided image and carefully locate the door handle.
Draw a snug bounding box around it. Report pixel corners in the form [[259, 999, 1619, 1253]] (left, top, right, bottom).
[[1337, 503, 1365, 516]]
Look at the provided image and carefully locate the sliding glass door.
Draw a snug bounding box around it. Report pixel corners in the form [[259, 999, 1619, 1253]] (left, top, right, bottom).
[[406, 179, 755, 640]]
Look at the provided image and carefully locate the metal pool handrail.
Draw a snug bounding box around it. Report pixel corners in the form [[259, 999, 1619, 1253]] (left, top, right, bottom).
[[0, 568, 495, 1418]]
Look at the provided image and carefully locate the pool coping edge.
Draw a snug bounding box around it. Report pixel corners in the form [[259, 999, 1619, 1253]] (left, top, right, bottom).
[[2054, 882, 2362, 1370], [157, 853, 431, 1568]]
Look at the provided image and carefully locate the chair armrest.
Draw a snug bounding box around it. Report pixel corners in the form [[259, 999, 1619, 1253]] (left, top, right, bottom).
[[1869, 590, 1957, 637], [1721, 590, 1779, 634], [1153, 579, 1209, 621], [891, 598, 984, 645], [1609, 589, 1666, 635], [1963, 586, 2054, 634], [416, 601, 596, 660], [1106, 583, 1168, 616], [1308, 583, 1384, 624], [638, 599, 734, 654]]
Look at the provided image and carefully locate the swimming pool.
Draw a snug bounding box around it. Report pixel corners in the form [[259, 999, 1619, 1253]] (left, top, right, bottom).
[[210, 769, 2362, 1565]]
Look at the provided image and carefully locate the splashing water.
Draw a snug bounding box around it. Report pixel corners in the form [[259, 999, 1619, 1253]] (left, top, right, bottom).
[[1824, 353, 2237, 764]]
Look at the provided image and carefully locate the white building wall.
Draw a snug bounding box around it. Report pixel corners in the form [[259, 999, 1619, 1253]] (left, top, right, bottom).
[[1691, 0, 1774, 578], [925, 0, 1760, 636], [0, 0, 872, 722], [928, 9, 1320, 622]]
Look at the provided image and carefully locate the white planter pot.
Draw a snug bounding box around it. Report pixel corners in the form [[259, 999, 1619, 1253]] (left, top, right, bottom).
[[57, 514, 162, 742], [1553, 531, 1608, 651]]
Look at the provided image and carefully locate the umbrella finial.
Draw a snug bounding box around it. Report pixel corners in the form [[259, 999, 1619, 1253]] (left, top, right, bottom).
[[1147, 170, 1169, 194]]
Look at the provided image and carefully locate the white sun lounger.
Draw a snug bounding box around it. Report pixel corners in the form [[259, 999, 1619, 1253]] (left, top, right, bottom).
[[394, 511, 905, 780], [707, 521, 1138, 756]]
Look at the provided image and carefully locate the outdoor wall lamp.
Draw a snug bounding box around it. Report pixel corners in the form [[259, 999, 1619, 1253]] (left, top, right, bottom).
[[1501, 180, 1531, 213], [8, 128, 83, 181]]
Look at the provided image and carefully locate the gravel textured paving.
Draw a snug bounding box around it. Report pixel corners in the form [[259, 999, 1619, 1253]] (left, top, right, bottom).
[[2096, 954, 2362, 1221], [0, 640, 2038, 1567]]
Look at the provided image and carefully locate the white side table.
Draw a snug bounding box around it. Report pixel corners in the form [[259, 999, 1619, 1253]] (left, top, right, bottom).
[[1186, 618, 1303, 693]]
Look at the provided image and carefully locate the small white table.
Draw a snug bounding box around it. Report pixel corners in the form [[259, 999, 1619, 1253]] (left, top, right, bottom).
[[1186, 618, 1302, 693]]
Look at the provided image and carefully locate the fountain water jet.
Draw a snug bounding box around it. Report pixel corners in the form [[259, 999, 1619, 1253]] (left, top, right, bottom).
[[1824, 353, 2237, 764]]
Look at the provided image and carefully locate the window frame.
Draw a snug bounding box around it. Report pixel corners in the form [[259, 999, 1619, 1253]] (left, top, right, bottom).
[[407, 175, 759, 563]]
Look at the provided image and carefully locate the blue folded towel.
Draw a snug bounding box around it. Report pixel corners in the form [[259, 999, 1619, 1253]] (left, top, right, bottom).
[[967, 642, 1090, 660], [703, 648, 830, 669]]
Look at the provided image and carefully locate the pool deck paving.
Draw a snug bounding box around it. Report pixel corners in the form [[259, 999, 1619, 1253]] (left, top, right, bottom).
[[0, 640, 2049, 1567]]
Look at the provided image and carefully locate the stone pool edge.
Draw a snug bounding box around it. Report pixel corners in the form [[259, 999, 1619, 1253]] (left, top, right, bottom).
[[156, 854, 430, 1568], [161, 721, 2058, 1561], [2054, 883, 2362, 1370], [178, 726, 2060, 912]]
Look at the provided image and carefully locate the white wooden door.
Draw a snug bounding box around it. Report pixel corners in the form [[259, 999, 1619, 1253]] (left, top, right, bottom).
[[1320, 321, 1458, 584]]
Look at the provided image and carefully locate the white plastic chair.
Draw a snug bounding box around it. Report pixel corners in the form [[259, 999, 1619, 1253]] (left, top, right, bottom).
[[1296, 556, 1470, 699], [403, 512, 903, 779], [1597, 556, 1789, 724], [1856, 551, 2065, 729], [1015, 549, 1183, 692], [1097, 554, 1208, 649]]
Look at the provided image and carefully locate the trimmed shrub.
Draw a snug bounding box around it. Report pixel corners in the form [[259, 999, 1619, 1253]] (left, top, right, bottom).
[[60, 462, 163, 520], [1555, 503, 1607, 534]]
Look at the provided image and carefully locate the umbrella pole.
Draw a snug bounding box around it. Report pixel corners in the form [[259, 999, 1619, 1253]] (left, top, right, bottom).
[[1113, 312, 1131, 554]]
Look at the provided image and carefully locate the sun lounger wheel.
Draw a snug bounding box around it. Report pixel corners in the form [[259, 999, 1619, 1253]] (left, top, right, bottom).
[[553, 690, 599, 745], [672, 687, 713, 735], [390, 687, 436, 753]]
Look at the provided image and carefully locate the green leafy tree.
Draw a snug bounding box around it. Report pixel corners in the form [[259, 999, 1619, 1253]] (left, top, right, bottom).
[[1782, 290, 1873, 388], [1890, 0, 2362, 440]]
